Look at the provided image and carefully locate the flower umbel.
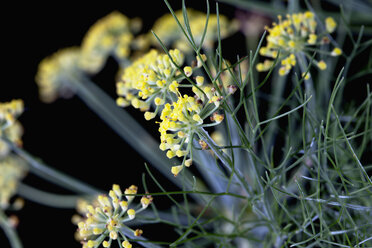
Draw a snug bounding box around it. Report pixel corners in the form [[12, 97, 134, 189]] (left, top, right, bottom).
[[0, 99, 24, 158], [0, 99, 24, 128], [76, 184, 152, 248], [116, 49, 185, 119], [0, 155, 27, 209], [80, 11, 136, 73], [35, 47, 81, 102], [151, 9, 238, 51], [257, 12, 341, 75], [0, 100, 26, 209], [159, 90, 222, 176]]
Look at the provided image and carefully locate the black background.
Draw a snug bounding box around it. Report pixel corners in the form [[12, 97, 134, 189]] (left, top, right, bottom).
[[1, 1, 237, 247], [1, 1, 370, 247]]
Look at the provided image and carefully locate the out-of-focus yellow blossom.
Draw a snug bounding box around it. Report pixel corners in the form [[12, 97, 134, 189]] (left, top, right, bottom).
[[131, 34, 151, 53], [317, 60, 327, 70], [35, 47, 81, 103], [211, 131, 224, 147], [256, 59, 274, 72], [196, 54, 207, 68], [0, 155, 27, 209], [257, 12, 341, 75], [325, 17, 337, 33], [0, 121, 23, 158], [210, 130, 228, 154], [0, 101, 27, 217], [0, 99, 24, 158], [151, 9, 238, 52], [116, 49, 185, 119], [331, 47, 342, 56], [183, 66, 193, 77], [80, 11, 136, 73], [0, 99, 23, 128], [301, 72, 311, 80], [76, 184, 152, 248]]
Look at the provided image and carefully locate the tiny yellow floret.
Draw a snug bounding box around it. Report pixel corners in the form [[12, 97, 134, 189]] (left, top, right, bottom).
[[171, 165, 183, 176], [166, 150, 176, 158], [301, 72, 311, 80], [169, 81, 179, 94], [317, 60, 327, 70], [134, 229, 143, 236], [196, 54, 207, 67], [307, 34, 317, 45], [140, 196, 152, 209], [325, 17, 337, 33], [120, 200, 128, 211], [212, 113, 224, 123], [192, 114, 202, 123], [256, 63, 265, 72], [331, 47, 342, 56], [184, 66, 193, 77], [144, 111, 156, 121], [93, 227, 104, 235], [288, 40, 296, 48], [122, 240, 132, 248], [279, 67, 289, 76], [176, 150, 186, 157], [87, 240, 97, 248], [195, 76, 205, 86], [185, 159, 192, 167], [112, 184, 122, 197], [127, 209, 136, 219], [154, 97, 165, 105], [110, 230, 118, 240]]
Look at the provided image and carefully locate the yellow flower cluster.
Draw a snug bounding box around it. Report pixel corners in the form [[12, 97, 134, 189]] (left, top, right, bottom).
[[0, 156, 27, 209], [151, 9, 238, 51], [116, 49, 185, 119], [0, 121, 23, 158], [0, 99, 23, 127], [76, 184, 152, 248], [80, 11, 135, 73], [114, 43, 226, 176], [0, 99, 24, 157], [35, 11, 142, 103], [159, 91, 223, 176], [35, 47, 81, 103], [159, 94, 201, 176], [257, 11, 341, 75], [0, 101, 27, 212]]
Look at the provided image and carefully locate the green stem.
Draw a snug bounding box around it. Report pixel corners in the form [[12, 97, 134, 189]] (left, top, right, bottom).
[[17, 183, 84, 208], [3, 138, 100, 195], [262, 74, 287, 154], [255, 96, 312, 128], [332, 106, 372, 185], [297, 53, 316, 114], [0, 210, 23, 248], [197, 128, 252, 196]]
